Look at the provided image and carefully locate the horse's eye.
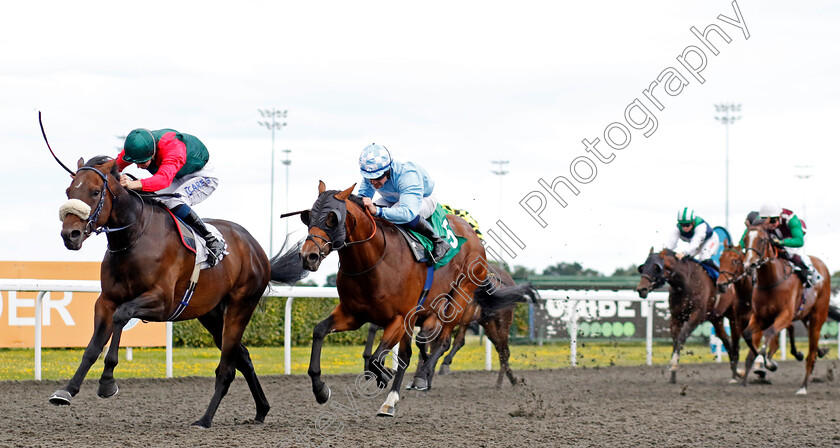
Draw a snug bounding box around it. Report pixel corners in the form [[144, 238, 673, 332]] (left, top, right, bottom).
[[325, 211, 338, 228], [92, 190, 101, 197], [637, 265, 644, 274]]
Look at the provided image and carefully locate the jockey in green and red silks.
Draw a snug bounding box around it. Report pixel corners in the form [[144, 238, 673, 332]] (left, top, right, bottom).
[[115, 128, 224, 266], [745, 203, 815, 288]]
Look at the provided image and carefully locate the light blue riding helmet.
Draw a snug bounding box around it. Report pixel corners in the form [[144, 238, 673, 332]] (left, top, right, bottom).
[[359, 143, 392, 179]]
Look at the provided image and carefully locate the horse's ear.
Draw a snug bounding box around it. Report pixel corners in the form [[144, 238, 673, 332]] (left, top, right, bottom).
[[77, 157, 84, 169], [318, 180, 326, 194], [649, 246, 654, 254], [100, 159, 117, 177], [334, 183, 356, 201]]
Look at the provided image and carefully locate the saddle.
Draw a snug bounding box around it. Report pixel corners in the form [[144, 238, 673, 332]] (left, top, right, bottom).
[[394, 205, 467, 269], [165, 209, 226, 269]]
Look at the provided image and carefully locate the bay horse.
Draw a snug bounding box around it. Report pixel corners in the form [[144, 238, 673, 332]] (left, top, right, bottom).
[[300, 182, 530, 416], [362, 264, 536, 389], [636, 248, 735, 383], [53, 156, 307, 428], [740, 223, 831, 394]]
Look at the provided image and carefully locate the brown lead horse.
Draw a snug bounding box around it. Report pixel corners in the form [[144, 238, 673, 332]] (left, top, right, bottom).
[[300, 182, 529, 416], [636, 248, 735, 384], [52, 156, 307, 428], [740, 224, 831, 394]]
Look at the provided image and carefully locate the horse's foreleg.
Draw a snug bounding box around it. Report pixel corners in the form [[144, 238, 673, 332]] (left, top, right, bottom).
[[362, 324, 380, 373], [710, 317, 734, 376], [786, 325, 804, 361], [49, 297, 115, 405], [97, 320, 126, 399], [308, 305, 359, 406], [727, 313, 744, 381], [741, 322, 762, 387], [370, 315, 407, 389], [668, 310, 704, 384], [377, 331, 413, 417]]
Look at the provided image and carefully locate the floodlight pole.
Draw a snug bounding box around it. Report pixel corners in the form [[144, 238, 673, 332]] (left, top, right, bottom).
[[714, 104, 741, 231], [258, 109, 288, 255]]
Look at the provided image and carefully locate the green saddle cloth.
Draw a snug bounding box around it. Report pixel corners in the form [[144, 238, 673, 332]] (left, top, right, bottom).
[[409, 204, 467, 269]]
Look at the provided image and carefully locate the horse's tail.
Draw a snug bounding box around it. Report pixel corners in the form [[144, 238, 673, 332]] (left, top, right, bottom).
[[828, 304, 840, 322], [474, 281, 540, 313], [270, 237, 309, 285]]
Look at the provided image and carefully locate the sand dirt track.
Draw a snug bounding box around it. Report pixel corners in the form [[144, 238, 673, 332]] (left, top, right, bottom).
[[1, 361, 839, 447]]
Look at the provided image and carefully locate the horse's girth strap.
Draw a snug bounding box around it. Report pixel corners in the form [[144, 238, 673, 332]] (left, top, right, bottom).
[[167, 263, 201, 321]]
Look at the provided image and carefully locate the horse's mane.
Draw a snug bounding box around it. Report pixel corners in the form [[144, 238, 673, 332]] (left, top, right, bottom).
[[661, 248, 676, 258]]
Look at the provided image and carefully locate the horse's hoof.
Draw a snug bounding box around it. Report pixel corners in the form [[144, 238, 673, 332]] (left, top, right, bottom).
[[669, 371, 677, 384], [794, 352, 805, 362], [818, 347, 830, 358], [755, 370, 767, 379], [796, 387, 807, 395], [728, 378, 739, 384], [766, 361, 778, 372], [376, 404, 396, 417], [412, 377, 429, 391], [439, 364, 451, 375], [404, 382, 415, 391], [49, 389, 72, 406], [735, 368, 746, 379], [190, 420, 211, 429], [314, 385, 331, 404], [97, 381, 119, 399]]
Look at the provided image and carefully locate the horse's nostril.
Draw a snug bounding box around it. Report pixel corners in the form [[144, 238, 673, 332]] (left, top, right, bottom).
[[70, 230, 81, 240], [307, 253, 320, 263]]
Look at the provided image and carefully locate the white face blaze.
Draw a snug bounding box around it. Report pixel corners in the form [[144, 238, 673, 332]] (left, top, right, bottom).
[[743, 229, 760, 266]]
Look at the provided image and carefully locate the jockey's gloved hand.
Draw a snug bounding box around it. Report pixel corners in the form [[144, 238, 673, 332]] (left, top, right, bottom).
[[675, 252, 686, 260], [770, 238, 782, 247]]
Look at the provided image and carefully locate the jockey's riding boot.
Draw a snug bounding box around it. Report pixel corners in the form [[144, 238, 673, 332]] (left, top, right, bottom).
[[407, 217, 450, 264], [791, 255, 813, 288], [173, 205, 225, 267]]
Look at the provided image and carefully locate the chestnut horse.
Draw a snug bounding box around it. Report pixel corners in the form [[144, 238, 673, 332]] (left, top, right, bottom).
[[740, 224, 831, 394], [300, 182, 529, 416], [716, 244, 829, 380], [636, 248, 735, 383], [52, 156, 307, 428]]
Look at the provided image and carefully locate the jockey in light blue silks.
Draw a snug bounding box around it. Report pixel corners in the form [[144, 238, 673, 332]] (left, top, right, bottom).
[[357, 143, 450, 263], [664, 207, 721, 268]]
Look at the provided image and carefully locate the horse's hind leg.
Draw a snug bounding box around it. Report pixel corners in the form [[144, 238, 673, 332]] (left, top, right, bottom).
[[362, 324, 380, 373], [799, 311, 828, 394], [440, 324, 468, 375], [198, 307, 270, 424], [710, 317, 734, 381], [50, 297, 115, 405], [377, 331, 413, 417], [668, 309, 704, 384], [192, 299, 262, 429]]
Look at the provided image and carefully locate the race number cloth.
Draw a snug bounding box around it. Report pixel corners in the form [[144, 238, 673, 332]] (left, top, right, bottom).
[[409, 204, 466, 269]]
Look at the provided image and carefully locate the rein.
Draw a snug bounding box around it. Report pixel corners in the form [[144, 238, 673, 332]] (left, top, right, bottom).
[[745, 234, 793, 290], [337, 207, 387, 276]]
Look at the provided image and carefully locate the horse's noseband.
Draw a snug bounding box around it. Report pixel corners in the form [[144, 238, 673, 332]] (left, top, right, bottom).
[[73, 166, 135, 237]]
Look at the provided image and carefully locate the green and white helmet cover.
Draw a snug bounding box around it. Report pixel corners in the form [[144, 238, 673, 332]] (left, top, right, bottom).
[[677, 207, 695, 225]]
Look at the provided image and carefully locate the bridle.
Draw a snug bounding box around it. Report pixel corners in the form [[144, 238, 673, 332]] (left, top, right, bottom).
[[73, 166, 151, 251], [717, 248, 750, 288], [305, 200, 385, 275], [743, 229, 793, 290]]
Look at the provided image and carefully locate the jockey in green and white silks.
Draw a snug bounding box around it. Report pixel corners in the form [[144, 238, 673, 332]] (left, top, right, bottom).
[[753, 203, 815, 288], [664, 207, 720, 266], [357, 143, 450, 263]]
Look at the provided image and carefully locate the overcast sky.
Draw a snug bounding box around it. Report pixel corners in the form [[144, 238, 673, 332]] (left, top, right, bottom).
[[2, 0, 839, 285]]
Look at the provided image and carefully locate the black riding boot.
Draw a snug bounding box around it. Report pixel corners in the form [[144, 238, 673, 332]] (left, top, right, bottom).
[[404, 217, 450, 264], [175, 206, 225, 267], [790, 255, 813, 288]]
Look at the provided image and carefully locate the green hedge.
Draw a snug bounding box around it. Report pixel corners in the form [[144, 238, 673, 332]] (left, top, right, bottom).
[[173, 296, 531, 347]]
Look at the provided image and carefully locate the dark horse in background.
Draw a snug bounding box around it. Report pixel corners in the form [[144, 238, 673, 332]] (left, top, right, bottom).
[[740, 224, 831, 394], [363, 264, 537, 389], [53, 156, 307, 428], [636, 248, 737, 383], [300, 182, 532, 416]]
